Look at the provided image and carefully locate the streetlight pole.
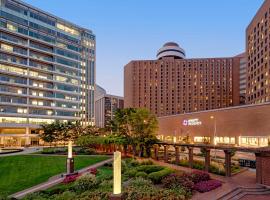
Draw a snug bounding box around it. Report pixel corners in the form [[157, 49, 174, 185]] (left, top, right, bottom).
[[210, 116, 217, 160]]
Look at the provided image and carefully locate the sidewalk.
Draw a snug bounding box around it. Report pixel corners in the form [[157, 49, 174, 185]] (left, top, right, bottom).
[[9, 157, 113, 199]]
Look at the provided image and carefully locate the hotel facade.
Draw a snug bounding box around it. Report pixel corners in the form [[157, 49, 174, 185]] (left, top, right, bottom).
[[0, 0, 95, 146], [246, 0, 270, 104], [124, 1, 270, 147], [124, 42, 244, 117]]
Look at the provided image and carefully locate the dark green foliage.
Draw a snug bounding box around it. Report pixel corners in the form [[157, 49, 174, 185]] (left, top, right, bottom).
[[148, 168, 174, 183], [135, 171, 148, 178], [136, 165, 165, 174]]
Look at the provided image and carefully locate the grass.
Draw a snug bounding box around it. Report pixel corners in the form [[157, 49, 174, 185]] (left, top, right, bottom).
[[0, 154, 109, 196]]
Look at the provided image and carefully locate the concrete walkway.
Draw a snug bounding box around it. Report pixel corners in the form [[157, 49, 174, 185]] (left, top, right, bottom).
[[9, 157, 113, 199], [0, 147, 43, 157]]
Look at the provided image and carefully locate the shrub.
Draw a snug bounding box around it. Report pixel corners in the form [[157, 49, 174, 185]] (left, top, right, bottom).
[[140, 160, 153, 165], [73, 174, 98, 192], [190, 171, 210, 184], [84, 148, 96, 155], [124, 168, 138, 177], [136, 165, 164, 174], [135, 171, 148, 178], [129, 159, 140, 167], [194, 179, 222, 193], [148, 168, 174, 183], [52, 191, 76, 200], [125, 177, 187, 200], [63, 174, 80, 184], [162, 173, 194, 192], [103, 162, 112, 167], [87, 168, 97, 175]]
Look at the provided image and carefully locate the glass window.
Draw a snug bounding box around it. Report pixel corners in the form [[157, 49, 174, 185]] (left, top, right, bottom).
[[29, 30, 55, 44], [0, 11, 28, 25], [56, 57, 79, 68], [29, 41, 53, 53], [29, 51, 53, 62], [55, 48, 80, 60], [0, 63, 27, 75], [5, 0, 28, 15], [29, 11, 55, 26], [0, 32, 27, 45], [0, 84, 26, 94], [56, 23, 79, 36], [0, 74, 27, 84], [0, 53, 27, 65], [29, 22, 56, 36]]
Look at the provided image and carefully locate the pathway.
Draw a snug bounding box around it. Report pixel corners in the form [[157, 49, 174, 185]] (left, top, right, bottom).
[[0, 147, 43, 157], [9, 157, 113, 199]]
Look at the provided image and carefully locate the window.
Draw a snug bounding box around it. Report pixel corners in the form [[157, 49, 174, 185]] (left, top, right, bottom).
[[56, 23, 79, 36]]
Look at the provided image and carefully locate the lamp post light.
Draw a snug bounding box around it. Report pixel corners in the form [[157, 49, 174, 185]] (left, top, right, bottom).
[[210, 116, 217, 160], [66, 140, 74, 174], [110, 151, 123, 200]]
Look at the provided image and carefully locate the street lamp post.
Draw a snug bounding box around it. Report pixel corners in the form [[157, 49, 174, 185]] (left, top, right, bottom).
[[66, 140, 74, 174], [210, 116, 217, 160]]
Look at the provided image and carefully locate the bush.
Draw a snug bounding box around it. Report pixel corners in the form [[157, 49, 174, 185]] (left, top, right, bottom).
[[87, 168, 97, 175], [194, 179, 222, 193], [140, 160, 153, 165], [125, 177, 187, 200], [162, 173, 194, 192], [52, 191, 76, 200], [148, 168, 174, 183], [73, 174, 98, 192], [136, 165, 164, 174], [190, 171, 210, 184], [103, 162, 112, 167], [129, 159, 140, 167], [63, 174, 80, 184], [124, 168, 138, 178], [135, 171, 148, 178], [84, 148, 96, 155]]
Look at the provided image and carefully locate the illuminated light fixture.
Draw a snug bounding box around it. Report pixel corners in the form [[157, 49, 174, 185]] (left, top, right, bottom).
[[68, 141, 73, 159], [113, 151, 121, 195]]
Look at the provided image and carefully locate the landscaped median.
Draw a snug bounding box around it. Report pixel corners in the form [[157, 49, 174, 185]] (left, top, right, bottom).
[[0, 154, 109, 197], [22, 158, 222, 200]]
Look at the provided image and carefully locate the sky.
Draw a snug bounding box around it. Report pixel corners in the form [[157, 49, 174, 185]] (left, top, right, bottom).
[[23, 0, 264, 96]]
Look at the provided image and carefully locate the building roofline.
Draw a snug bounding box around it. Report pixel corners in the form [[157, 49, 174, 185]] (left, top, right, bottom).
[[125, 56, 239, 64], [246, 0, 267, 31], [13, 0, 94, 34], [158, 102, 270, 119]]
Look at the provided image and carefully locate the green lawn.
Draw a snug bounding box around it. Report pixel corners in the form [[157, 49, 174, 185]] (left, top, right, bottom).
[[0, 155, 109, 196]]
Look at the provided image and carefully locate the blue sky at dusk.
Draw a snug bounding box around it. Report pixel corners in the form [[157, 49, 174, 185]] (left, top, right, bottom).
[[23, 0, 263, 96]]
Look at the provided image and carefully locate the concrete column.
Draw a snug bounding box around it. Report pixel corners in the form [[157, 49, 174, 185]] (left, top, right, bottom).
[[164, 145, 168, 163], [175, 146, 180, 164], [204, 148, 211, 172], [188, 147, 193, 168], [154, 146, 159, 160], [224, 150, 232, 177], [25, 127, 31, 146], [235, 136, 239, 146]]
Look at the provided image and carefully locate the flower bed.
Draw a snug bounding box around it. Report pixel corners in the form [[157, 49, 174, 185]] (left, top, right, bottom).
[[63, 173, 81, 184], [194, 179, 222, 193]]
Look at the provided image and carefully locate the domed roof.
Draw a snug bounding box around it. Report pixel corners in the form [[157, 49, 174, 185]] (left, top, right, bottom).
[[156, 42, 185, 59], [163, 42, 179, 47]]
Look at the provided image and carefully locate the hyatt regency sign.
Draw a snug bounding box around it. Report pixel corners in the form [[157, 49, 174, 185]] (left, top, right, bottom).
[[182, 118, 202, 126]]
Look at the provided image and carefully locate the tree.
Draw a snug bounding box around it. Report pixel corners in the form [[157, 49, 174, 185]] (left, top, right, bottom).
[[129, 108, 158, 157], [39, 121, 63, 145], [111, 108, 159, 157]]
